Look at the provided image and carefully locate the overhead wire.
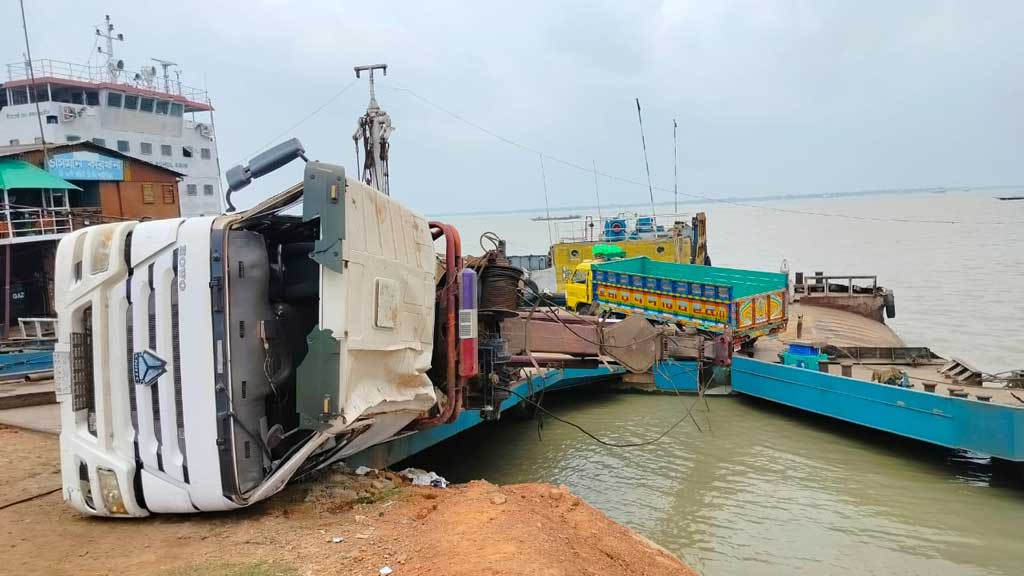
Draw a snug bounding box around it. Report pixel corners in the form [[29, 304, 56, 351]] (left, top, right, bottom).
[[384, 85, 1024, 226], [234, 78, 360, 166], [519, 282, 665, 351], [514, 279, 718, 436], [497, 384, 703, 448]]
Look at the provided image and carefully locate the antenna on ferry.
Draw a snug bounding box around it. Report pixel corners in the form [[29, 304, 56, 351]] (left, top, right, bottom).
[[151, 58, 178, 93], [353, 64, 393, 196], [673, 118, 678, 214], [635, 98, 657, 219], [95, 14, 125, 82]]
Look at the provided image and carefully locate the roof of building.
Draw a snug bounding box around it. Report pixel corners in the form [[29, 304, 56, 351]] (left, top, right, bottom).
[[0, 159, 81, 191], [0, 141, 186, 177]]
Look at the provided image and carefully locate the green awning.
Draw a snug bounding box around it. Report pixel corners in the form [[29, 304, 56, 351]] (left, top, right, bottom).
[[0, 159, 81, 191]]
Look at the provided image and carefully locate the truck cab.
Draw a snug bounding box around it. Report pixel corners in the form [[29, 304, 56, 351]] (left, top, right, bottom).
[[54, 141, 447, 517], [564, 261, 594, 312]]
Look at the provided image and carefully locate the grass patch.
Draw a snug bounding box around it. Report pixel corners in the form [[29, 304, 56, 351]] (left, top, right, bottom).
[[163, 560, 298, 576], [354, 485, 400, 505]]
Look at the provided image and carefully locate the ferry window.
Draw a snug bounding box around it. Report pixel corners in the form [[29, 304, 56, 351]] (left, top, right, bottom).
[[12, 87, 28, 105], [106, 92, 123, 108], [162, 184, 175, 204], [8, 139, 19, 146], [155, 100, 169, 115], [140, 142, 152, 155], [70, 92, 84, 105], [46, 115, 59, 125], [85, 91, 100, 106], [49, 85, 74, 103], [142, 183, 155, 204], [123, 94, 138, 110], [139, 97, 155, 113], [203, 184, 214, 196], [169, 103, 183, 117], [200, 147, 211, 159], [117, 140, 130, 153], [66, 135, 81, 142], [161, 144, 172, 156], [182, 146, 193, 158], [0, 89, 6, 109], [29, 85, 49, 103], [186, 184, 197, 196], [92, 138, 106, 147]]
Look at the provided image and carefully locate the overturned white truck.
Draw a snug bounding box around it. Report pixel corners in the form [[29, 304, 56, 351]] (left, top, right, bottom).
[[54, 140, 464, 516]]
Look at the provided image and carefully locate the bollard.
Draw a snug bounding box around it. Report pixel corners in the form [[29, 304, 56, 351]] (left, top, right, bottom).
[[796, 314, 804, 339], [840, 360, 853, 378], [976, 394, 992, 402]]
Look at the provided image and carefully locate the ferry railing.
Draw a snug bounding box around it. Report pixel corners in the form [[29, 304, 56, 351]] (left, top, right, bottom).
[[554, 212, 692, 243], [6, 59, 211, 105], [1, 207, 74, 239], [793, 272, 878, 296], [6, 59, 104, 83], [0, 207, 111, 241]]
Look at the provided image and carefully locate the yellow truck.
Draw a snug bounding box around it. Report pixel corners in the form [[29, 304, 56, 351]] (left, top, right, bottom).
[[564, 256, 789, 341], [565, 260, 598, 314]]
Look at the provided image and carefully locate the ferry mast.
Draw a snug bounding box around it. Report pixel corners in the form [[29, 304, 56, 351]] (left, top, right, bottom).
[[352, 64, 392, 196]]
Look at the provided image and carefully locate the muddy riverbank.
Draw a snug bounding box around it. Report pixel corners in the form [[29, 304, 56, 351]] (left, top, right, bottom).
[[0, 426, 694, 576]]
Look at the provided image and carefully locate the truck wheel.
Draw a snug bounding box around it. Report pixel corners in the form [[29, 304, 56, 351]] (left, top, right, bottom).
[[739, 337, 758, 356]]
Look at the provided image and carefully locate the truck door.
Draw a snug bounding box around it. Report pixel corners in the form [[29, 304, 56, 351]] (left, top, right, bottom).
[[566, 265, 590, 311]]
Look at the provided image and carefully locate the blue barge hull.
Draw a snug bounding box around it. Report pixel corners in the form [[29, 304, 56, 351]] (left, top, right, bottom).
[[732, 356, 1024, 462], [348, 366, 623, 469], [0, 350, 53, 377]]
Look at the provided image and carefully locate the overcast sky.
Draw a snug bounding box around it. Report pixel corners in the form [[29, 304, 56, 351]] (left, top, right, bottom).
[[3, 1, 1022, 214]]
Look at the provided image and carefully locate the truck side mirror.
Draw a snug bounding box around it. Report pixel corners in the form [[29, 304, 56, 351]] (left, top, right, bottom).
[[224, 138, 308, 212]]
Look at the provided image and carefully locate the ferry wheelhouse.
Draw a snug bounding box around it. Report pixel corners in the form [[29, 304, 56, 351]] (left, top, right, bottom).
[[0, 18, 221, 216]]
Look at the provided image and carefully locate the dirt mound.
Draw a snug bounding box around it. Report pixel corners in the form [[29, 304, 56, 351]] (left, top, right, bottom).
[[0, 426, 695, 575], [387, 481, 694, 576]]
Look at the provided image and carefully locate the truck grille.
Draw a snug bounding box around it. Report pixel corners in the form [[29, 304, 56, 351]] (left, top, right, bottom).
[[126, 302, 137, 426], [70, 307, 94, 412], [131, 255, 188, 484]]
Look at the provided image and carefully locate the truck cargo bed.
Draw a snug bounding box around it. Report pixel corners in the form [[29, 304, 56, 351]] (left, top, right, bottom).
[[590, 257, 788, 339]]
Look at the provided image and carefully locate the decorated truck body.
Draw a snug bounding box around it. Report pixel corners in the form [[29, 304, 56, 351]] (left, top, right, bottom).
[[567, 257, 788, 341]]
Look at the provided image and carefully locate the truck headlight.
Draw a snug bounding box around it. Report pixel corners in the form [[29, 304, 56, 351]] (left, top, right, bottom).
[[96, 467, 127, 515], [88, 229, 113, 275]]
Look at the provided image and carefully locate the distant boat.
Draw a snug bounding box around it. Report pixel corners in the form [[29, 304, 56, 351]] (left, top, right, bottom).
[[531, 214, 581, 221], [996, 196, 1024, 201]]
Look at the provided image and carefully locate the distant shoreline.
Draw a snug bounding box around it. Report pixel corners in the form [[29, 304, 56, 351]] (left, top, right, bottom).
[[430, 185, 1022, 218]]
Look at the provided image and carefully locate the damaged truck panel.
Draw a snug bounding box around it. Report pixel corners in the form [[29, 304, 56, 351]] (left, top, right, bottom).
[[54, 152, 443, 516], [319, 175, 437, 430]]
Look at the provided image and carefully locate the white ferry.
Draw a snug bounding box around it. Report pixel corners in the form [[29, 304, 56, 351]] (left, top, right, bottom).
[[0, 16, 222, 216]]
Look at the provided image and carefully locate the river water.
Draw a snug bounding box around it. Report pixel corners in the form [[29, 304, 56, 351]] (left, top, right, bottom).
[[422, 192, 1024, 575]]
